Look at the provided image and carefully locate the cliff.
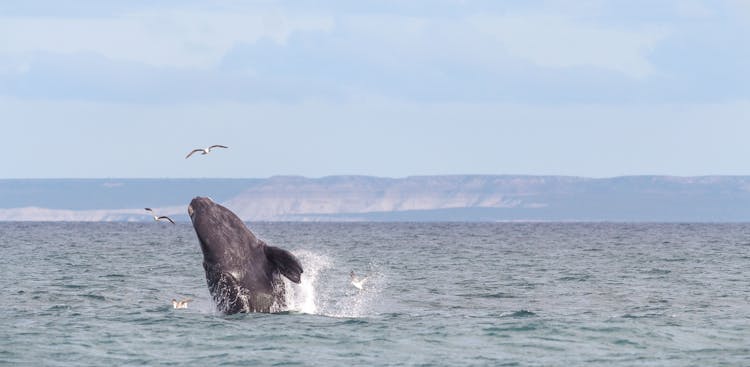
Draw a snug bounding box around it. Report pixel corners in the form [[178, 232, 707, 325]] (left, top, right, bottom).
[[2, 175, 750, 221]]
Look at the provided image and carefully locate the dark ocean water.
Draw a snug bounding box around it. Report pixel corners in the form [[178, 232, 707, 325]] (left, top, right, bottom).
[[1, 222, 749, 366]]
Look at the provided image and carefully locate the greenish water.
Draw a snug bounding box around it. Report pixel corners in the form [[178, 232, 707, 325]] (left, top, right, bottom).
[[1, 222, 749, 366]]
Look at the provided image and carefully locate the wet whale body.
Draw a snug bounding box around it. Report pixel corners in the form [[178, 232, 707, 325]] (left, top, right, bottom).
[[188, 197, 303, 314]]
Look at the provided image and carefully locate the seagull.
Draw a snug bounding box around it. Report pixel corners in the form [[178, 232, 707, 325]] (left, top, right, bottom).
[[144, 208, 175, 224], [350, 271, 368, 290], [185, 145, 229, 159], [172, 298, 193, 309]]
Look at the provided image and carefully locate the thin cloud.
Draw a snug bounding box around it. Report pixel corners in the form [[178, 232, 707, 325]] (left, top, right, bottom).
[[469, 14, 668, 79], [0, 10, 334, 69], [0, 1, 747, 104]]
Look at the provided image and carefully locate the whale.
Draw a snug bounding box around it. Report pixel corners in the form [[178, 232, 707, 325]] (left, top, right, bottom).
[[188, 197, 303, 314]]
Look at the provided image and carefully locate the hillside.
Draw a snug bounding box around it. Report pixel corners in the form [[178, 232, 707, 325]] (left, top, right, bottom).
[[2, 175, 750, 221]]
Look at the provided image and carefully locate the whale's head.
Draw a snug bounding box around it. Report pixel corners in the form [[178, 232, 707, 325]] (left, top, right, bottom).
[[188, 196, 257, 265]]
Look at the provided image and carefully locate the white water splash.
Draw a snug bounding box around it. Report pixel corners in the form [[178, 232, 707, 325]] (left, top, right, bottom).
[[284, 250, 332, 315], [284, 250, 385, 318], [189, 251, 385, 317], [326, 268, 385, 318]]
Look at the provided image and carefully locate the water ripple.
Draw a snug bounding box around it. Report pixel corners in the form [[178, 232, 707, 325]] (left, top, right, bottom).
[[1, 222, 749, 366]]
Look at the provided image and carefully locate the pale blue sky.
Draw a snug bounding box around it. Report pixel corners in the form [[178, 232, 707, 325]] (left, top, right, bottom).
[[1, 0, 748, 178]]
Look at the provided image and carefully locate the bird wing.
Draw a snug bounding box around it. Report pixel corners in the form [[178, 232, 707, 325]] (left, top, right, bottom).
[[185, 149, 203, 159], [158, 216, 176, 224], [181, 298, 193, 303], [208, 145, 228, 150], [144, 208, 153, 212]]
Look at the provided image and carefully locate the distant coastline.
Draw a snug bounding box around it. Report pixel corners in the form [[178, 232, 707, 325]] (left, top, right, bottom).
[[2, 175, 750, 222]]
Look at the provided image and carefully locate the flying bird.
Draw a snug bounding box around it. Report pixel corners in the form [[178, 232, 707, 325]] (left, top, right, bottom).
[[350, 271, 368, 290], [172, 298, 193, 309], [144, 208, 175, 224], [185, 145, 229, 159]]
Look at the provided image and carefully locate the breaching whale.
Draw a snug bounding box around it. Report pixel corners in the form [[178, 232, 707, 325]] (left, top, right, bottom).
[[188, 197, 303, 314]]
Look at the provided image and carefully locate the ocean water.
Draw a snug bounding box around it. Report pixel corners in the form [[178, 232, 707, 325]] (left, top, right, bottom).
[[1, 222, 749, 366]]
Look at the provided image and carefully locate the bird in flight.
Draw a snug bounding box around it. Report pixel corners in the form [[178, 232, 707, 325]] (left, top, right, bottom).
[[144, 208, 175, 224], [172, 298, 193, 309], [185, 145, 229, 159]]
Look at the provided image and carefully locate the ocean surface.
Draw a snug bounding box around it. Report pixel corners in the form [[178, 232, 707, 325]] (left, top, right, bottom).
[[1, 222, 749, 366]]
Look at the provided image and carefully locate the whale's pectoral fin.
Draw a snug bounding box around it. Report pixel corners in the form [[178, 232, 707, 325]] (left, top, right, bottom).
[[264, 245, 303, 283]]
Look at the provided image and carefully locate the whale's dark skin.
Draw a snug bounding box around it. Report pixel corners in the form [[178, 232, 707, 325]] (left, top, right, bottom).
[[188, 197, 303, 314]]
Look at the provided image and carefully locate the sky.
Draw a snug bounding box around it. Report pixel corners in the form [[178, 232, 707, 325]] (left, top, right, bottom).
[[1, 0, 749, 178]]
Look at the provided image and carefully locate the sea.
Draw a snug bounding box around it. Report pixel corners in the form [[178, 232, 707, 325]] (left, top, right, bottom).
[[1, 222, 749, 366]]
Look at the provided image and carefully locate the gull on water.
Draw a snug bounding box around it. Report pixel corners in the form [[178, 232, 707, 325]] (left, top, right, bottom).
[[350, 271, 368, 290], [144, 208, 175, 224], [172, 298, 192, 309], [185, 145, 229, 159]]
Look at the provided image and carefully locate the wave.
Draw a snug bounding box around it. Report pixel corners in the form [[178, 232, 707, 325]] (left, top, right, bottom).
[[500, 309, 537, 318]]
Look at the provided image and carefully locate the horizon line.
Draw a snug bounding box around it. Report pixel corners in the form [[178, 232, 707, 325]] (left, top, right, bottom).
[[3, 173, 750, 180]]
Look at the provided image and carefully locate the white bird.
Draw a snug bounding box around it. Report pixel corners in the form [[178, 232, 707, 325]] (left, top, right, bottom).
[[185, 145, 229, 159], [350, 271, 367, 290], [144, 208, 175, 224], [172, 298, 192, 309]]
